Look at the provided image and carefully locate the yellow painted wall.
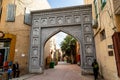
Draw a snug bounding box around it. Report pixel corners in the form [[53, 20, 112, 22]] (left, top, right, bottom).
[[85, 0, 120, 80], [0, 0, 51, 75]]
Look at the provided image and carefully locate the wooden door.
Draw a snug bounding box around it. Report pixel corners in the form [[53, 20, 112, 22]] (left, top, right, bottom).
[[112, 32, 120, 77]]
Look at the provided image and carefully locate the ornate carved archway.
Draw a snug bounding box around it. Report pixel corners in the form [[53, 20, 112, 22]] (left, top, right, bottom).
[[29, 4, 96, 73]]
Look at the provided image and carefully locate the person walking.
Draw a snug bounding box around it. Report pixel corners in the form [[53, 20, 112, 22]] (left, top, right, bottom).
[[12, 61, 20, 78], [92, 59, 99, 80]]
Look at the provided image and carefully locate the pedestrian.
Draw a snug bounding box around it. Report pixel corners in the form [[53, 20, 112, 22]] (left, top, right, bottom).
[[92, 59, 99, 80], [7, 66, 12, 80], [12, 61, 20, 78]]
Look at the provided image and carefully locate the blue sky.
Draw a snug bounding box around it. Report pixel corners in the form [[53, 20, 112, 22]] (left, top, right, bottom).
[[48, 0, 84, 49], [48, 0, 84, 8]]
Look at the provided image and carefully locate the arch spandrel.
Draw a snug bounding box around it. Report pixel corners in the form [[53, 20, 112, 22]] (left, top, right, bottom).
[[29, 5, 96, 73]]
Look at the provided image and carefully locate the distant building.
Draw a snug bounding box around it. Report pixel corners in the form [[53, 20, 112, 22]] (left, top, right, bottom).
[[0, 0, 50, 75], [44, 36, 56, 67], [84, 0, 120, 80]]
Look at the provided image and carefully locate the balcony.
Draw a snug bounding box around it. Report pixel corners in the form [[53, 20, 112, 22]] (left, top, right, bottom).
[[113, 0, 120, 14]]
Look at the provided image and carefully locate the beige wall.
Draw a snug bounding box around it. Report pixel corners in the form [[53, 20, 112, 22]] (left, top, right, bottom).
[[84, 0, 93, 4], [44, 36, 56, 68], [85, 0, 120, 80], [0, 0, 50, 75]]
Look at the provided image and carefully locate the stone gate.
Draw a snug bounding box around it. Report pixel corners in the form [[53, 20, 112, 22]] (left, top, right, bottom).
[[29, 4, 96, 73]]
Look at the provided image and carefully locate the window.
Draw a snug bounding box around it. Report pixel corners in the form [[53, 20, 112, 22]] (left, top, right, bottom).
[[6, 4, 16, 22], [24, 8, 31, 25], [101, 0, 106, 10], [94, 0, 98, 19], [100, 30, 106, 41]]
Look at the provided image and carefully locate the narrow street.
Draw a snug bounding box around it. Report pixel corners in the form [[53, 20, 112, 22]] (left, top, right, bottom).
[[26, 62, 94, 80]]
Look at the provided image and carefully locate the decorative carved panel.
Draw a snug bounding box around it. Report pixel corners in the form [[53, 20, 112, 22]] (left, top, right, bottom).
[[31, 57, 39, 68], [83, 15, 90, 22], [57, 16, 64, 24], [32, 37, 39, 45], [74, 15, 81, 23], [33, 19, 39, 26], [33, 28, 39, 36], [49, 17, 56, 24], [41, 18, 47, 25], [84, 34, 92, 43], [32, 48, 38, 57], [85, 45, 93, 54], [84, 24, 91, 32], [65, 16, 72, 24], [86, 56, 93, 66]]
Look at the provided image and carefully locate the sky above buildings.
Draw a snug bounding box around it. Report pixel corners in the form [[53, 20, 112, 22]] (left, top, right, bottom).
[[47, 0, 84, 49], [48, 0, 84, 8]]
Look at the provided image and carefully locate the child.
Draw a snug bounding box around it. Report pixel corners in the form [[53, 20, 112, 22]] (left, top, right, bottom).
[[7, 66, 12, 79]]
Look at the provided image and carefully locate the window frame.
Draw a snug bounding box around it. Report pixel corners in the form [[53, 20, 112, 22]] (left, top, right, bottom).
[[101, 0, 106, 10], [94, 0, 98, 19], [100, 29, 106, 41]]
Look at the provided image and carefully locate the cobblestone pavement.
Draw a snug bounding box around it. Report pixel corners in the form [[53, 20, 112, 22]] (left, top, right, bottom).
[[12, 62, 104, 80]]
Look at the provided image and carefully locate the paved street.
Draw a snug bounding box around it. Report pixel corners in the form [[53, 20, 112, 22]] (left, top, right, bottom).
[[25, 62, 95, 80], [12, 62, 105, 80]]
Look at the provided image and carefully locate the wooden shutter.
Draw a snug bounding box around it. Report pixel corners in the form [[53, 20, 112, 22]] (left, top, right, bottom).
[[24, 8, 31, 25], [6, 4, 16, 22], [112, 32, 120, 77]]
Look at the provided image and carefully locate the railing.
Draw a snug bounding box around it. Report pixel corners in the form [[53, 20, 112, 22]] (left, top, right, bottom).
[[113, 0, 120, 14]]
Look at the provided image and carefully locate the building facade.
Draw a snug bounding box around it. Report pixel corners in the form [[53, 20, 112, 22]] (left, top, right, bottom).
[[0, 0, 50, 75], [44, 36, 56, 68], [84, 0, 120, 80]]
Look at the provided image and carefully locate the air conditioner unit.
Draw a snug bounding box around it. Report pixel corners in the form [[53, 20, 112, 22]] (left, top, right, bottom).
[[92, 19, 98, 29]]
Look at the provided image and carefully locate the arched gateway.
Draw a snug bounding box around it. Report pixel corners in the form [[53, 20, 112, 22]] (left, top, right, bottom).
[[29, 4, 96, 73]]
